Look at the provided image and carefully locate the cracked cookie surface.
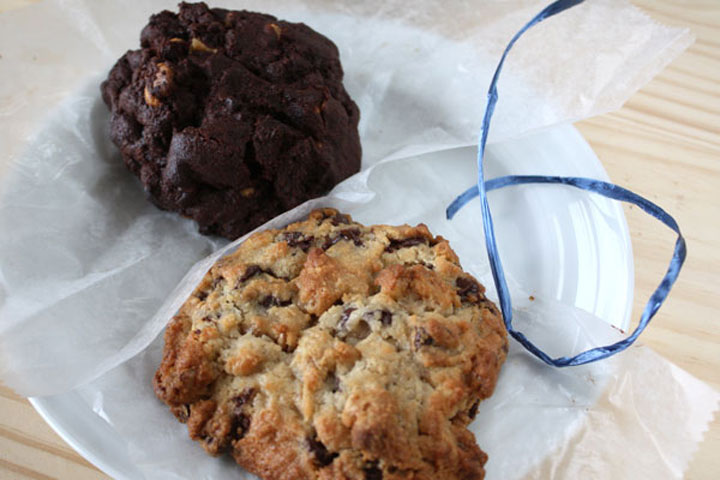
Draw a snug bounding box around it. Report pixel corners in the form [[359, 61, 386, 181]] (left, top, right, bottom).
[[154, 209, 508, 479], [101, 2, 361, 239]]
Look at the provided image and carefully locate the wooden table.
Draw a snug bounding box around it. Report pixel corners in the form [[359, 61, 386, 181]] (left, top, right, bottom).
[[1, 0, 718, 478]]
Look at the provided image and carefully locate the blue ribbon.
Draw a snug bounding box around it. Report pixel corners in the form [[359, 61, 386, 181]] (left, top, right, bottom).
[[446, 0, 687, 366]]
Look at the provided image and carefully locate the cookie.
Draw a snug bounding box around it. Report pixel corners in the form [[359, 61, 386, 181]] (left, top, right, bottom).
[[154, 209, 508, 479], [101, 3, 361, 239]]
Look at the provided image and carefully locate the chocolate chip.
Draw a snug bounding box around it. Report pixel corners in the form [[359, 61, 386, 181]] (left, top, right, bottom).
[[230, 388, 256, 440], [239, 265, 284, 283], [233, 387, 256, 406], [345, 229, 364, 246], [468, 400, 480, 420], [240, 265, 262, 282], [307, 435, 338, 466], [260, 295, 292, 308], [195, 290, 208, 301], [231, 388, 256, 417], [364, 461, 382, 480], [385, 236, 428, 253], [232, 413, 251, 440], [456, 276, 480, 301], [322, 228, 363, 250], [413, 327, 434, 350], [363, 309, 393, 326], [281, 231, 314, 252], [322, 237, 339, 250], [339, 307, 356, 329], [330, 213, 351, 226], [193, 329, 201, 335]]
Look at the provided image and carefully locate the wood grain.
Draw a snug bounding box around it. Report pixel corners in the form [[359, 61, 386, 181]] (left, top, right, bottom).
[[575, 2, 720, 478], [0, 0, 718, 479]]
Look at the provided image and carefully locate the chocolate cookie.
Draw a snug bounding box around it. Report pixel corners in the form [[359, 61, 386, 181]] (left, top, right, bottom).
[[101, 3, 361, 239], [154, 209, 508, 479]]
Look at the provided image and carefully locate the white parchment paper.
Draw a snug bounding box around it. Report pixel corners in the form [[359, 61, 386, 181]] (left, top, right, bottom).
[[0, 0, 717, 478]]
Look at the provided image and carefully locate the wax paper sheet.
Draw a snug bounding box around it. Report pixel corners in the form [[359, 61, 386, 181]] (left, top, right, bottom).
[[0, 0, 717, 478]]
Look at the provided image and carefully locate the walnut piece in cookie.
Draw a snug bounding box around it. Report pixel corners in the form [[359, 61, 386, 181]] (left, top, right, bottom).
[[101, 3, 361, 239], [154, 208, 508, 480]]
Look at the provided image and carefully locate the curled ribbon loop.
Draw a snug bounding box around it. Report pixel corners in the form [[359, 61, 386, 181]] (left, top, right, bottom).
[[446, 0, 687, 366]]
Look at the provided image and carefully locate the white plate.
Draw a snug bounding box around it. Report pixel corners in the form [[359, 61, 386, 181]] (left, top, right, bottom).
[[31, 124, 634, 479]]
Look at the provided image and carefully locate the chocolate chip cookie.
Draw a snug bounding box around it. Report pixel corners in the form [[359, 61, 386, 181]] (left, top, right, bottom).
[[101, 3, 361, 239], [154, 209, 508, 479]]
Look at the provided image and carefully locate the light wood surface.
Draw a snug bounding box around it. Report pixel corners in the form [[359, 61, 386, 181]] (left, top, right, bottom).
[[1, 0, 718, 479]]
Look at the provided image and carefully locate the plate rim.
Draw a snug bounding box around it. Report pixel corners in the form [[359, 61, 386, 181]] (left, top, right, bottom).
[[29, 395, 143, 479]]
